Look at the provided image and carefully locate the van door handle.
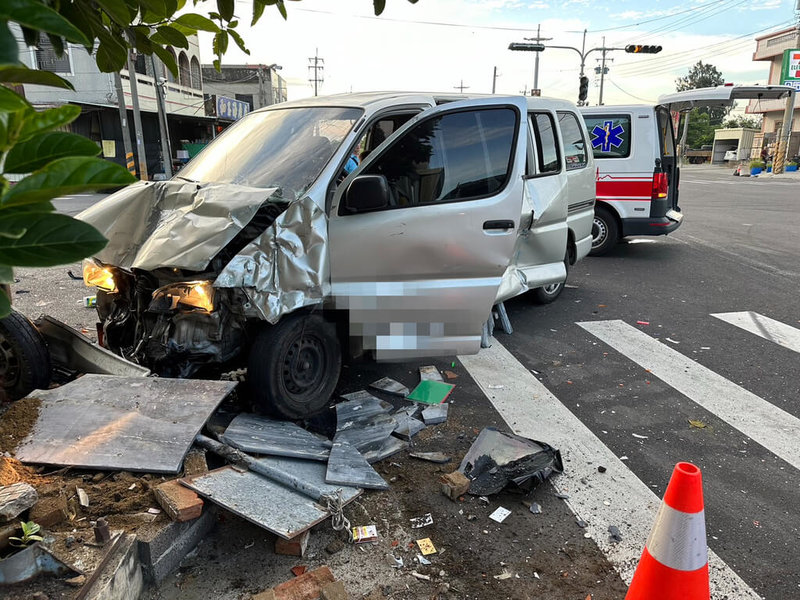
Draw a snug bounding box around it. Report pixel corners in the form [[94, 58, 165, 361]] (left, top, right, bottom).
[[483, 219, 514, 231]]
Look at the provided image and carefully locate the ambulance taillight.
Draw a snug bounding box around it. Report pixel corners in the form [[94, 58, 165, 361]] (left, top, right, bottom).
[[652, 173, 668, 199]]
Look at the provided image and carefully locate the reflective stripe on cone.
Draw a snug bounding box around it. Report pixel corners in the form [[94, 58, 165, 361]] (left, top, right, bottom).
[[626, 462, 710, 600]]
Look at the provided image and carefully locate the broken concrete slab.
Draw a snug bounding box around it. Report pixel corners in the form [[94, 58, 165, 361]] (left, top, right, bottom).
[[183, 457, 361, 540], [440, 471, 470, 501], [409, 452, 450, 464], [0, 482, 37, 521], [221, 413, 332, 461], [393, 415, 425, 441], [419, 366, 444, 382], [15, 375, 236, 474], [421, 403, 449, 425], [333, 413, 396, 452], [325, 442, 389, 491], [79, 533, 143, 600], [336, 396, 393, 431], [360, 436, 408, 464]]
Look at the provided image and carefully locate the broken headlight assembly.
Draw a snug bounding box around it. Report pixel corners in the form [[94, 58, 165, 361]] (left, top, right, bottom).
[[150, 281, 215, 312], [83, 259, 117, 292]]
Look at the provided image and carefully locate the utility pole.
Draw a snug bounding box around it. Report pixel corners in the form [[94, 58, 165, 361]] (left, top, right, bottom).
[[524, 24, 552, 95], [598, 36, 609, 105], [112, 71, 135, 177], [492, 66, 498, 94], [125, 50, 148, 180], [151, 56, 172, 178], [257, 66, 267, 107], [454, 80, 470, 93], [773, 89, 796, 174], [308, 49, 324, 97], [519, 84, 528, 96]]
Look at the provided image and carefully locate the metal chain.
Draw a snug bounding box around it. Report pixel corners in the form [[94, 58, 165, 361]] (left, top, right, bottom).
[[322, 489, 352, 542]]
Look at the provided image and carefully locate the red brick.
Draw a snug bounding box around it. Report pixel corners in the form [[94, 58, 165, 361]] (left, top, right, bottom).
[[154, 480, 203, 522], [440, 471, 470, 501], [272, 566, 335, 600], [274, 530, 310, 557]]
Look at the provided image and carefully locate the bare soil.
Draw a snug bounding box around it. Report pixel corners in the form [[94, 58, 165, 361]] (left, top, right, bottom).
[[0, 396, 41, 455]]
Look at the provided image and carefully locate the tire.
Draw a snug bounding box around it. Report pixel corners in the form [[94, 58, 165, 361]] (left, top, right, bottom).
[[589, 205, 619, 256], [531, 251, 569, 305], [0, 310, 51, 402], [247, 312, 342, 419]]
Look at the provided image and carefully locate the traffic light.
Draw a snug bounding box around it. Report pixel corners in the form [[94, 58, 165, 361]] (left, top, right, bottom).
[[578, 75, 589, 103], [625, 45, 662, 54], [508, 42, 545, 52]]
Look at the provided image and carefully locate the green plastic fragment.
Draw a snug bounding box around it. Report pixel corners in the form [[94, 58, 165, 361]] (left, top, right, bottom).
[[406, 380, 455, 405]]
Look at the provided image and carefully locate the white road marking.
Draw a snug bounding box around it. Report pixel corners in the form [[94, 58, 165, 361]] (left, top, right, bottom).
[[458, 339, 759, 598], [578, 319, 800, 471], [711, 311, 800, 354]]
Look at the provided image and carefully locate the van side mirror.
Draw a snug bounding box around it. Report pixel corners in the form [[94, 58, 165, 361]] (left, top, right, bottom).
[[343, 175, 391, 213]]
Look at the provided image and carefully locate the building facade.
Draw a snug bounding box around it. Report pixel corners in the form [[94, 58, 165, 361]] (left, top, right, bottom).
[[747, 26, 800, 160], [13, 25, 213, 178], [201, 64, 287, 111]]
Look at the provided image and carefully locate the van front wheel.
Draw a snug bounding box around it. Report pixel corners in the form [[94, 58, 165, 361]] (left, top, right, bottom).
[[532, 251, 569, 305], [590, 206, 619, 256], [247, 313, 342, 419]]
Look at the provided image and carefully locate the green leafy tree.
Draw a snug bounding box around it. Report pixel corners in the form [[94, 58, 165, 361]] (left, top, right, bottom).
[[675, 61, 730, 126], [683, 109, 716, 149], [722, 115, 762, 130], [0, 0, 419, 317]]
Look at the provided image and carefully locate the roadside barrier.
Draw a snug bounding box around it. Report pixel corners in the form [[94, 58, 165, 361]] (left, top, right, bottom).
[[625, 462, 709, 600]]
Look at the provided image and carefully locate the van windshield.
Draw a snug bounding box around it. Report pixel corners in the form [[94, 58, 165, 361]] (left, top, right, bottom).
[[178, 106, 363, 199]]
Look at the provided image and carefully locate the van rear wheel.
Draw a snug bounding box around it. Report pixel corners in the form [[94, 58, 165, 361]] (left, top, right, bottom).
[[247, 313, 342, 420], [590, 206, 619, 256]]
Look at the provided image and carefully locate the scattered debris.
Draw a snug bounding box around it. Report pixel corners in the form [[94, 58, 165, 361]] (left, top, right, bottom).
[[529, 502, 542, 514], [352, 525, 379, 543], [291, 565, 308, 576], [419, 366, 444, 382], [416, 554, 431, 565], [665, 337, 680, 344], [598, 465, 607, 473], [440, 471, 471, 501], [636, 321, 650, 325], [326, 441, 389, 490], [94, 517, 111, 544], [221, 414, 332, 461], [76, 487, 89, 508], [486, 384, 504, 390], [407, 380, 455, 405], [154, 479, 203, 522], [494, 570, 513, 580], [409, 452, 451, 464], [444, 370, 459, 380], [370, 377, 410, 397], [275, 530, 311, 557], [631, 433, 649, 439], [576, 518, 587, 528], [411, 571, 431, 581], [688, 419, 709, 429], [325, 538, 346, 555], [555, 493, 570, 500], [421, 403, 449, 425], [460, 428, 563, 495], [416, 537, 437, 555], [393, 415, 426, 441], [608, 525, 622, 543], [409, 513, 434, 529], [387, 554, 404, 568], [0, 482, 38, 520], [489, 507, 512, 523]]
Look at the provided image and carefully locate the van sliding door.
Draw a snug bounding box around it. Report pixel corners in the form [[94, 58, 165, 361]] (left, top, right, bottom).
[[655, 107, 680, 214]]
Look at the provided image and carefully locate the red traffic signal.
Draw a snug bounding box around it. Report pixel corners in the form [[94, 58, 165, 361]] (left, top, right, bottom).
[[625, 44, 662, 54]]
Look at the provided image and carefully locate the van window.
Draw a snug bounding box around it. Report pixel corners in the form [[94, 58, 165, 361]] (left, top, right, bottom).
[[657, 109, 676, 158], [557, 112, 588, 170], [583, 114, 631, 159], [362, 107, 517, 207], [530, 113, 560, 175]]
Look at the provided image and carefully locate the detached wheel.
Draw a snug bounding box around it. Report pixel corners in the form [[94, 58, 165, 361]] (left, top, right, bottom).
[[247, 313, 342, 419], [532, 250, 569, 305], [590, 205, 619, 256], [0, 310, 51, 402]]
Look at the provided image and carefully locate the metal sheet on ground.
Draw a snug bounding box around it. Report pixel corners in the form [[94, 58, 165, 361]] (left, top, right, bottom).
[[221, 413, 332, 460], [15, 375, 236, 474], [183, 457, 362, 540], [326, 441, 389, 490]]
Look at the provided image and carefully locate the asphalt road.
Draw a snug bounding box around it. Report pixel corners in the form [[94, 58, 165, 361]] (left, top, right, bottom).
[[9, 167, 799, 598]]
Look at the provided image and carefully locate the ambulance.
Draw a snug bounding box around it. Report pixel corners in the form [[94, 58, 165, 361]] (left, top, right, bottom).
[[579, 84, 794, 256]]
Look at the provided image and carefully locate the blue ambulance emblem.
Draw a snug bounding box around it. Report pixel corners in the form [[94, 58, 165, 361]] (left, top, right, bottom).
[[591, 120, 625, 152]]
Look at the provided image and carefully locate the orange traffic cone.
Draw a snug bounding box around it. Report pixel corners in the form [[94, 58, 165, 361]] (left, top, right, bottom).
[[625, 462, 709, 600]]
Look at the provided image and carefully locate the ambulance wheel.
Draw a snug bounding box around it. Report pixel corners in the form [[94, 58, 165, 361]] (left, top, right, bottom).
[[247, 312, 342, 419], [590, 206, 619, 256], [532, 251, 568, 304], [0, 309, 51, 402]]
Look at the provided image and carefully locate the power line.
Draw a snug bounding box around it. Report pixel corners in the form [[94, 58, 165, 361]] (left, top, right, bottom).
[[605, 78, 658, 103], [581, 0, 730, 33]]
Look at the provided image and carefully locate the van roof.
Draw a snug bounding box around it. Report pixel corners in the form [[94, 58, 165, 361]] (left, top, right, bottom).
[[254, 91, 581, 112], [578, 104, 655, 113]]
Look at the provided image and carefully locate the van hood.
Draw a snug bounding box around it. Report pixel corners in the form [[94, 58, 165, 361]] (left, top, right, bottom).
[[78, 180, 277, 272]]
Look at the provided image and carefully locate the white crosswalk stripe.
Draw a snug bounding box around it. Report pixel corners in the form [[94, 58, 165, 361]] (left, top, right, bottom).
[[711, 311, 800, 354], [459, 339, 760, 598], [577, 319, 800, 472]]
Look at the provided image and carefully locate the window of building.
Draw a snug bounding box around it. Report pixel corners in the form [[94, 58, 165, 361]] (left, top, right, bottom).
[[361, 107, 517, 208], [165, 48, 177, 83], [190, 56, 201, 89], [235, 94, 254, 110], [35, 34, 70, 73], [583, 114, 632, 159], [557, 111, 588, 170], [178, 52, 191, 87]]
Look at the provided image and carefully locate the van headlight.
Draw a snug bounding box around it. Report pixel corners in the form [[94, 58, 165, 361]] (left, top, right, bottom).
[[151, 281, 215, 312], [82, 259, 117, 292]]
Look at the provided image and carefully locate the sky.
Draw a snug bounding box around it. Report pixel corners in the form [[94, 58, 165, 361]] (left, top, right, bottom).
[[197, 0, 799, 109]]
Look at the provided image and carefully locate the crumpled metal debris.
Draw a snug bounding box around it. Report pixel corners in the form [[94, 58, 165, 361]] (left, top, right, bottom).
[[458, 427, 563, 496], [79, 180, 276, 271]]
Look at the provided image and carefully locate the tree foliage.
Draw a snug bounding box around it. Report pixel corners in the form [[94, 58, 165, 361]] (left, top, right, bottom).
[[675, 61, 730, 126], [0, 0, 419, 316], [722, 115, 762, 129]]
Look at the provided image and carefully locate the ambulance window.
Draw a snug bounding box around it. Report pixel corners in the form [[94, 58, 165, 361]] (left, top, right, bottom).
[[530, 113, 560, 175], [657, 110, 676, 158], [557, 112, 588, 170], [583, 114, 631, 159]]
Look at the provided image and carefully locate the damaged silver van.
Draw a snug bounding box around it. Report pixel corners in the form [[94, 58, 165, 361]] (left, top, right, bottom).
[[79, 93, 594, 418]]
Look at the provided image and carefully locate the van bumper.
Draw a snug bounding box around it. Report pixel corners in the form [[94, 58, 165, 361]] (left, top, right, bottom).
[[621, 209, 683, 237]]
